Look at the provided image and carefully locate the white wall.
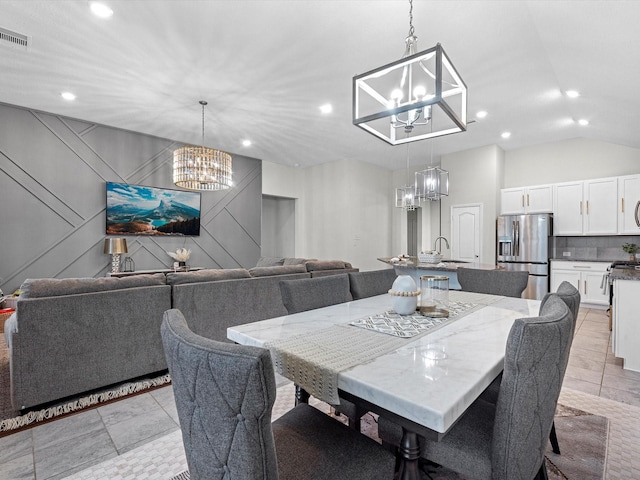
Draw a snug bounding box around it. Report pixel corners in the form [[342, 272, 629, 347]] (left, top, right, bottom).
[[263, 159, 394, 271], [440, 144, 505, 265], [504, 138, 640, 187], [264, 138, 640, 273]]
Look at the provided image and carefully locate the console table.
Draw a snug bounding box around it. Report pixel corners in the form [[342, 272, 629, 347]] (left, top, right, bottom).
[[107, 267, 203, 277]]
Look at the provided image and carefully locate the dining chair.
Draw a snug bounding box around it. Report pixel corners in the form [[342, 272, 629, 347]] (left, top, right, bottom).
[[480, 281, 581, 455], [279, 273, 352, 314], [348, 269, 398, 300], [161, 309, 395, 480], [378, 295, 573, 480], [279, 273, 362, 429], [457, 268, 529, 297]]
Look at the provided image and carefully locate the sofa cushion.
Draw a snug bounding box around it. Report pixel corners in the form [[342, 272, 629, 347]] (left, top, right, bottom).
[[20, 273, 167, 298], [249, 265, 307, 277], [256, 257, 285, 267], [283, 257, 314, 266], [165, 268, 251, 285], [305, 260, 351, 271]]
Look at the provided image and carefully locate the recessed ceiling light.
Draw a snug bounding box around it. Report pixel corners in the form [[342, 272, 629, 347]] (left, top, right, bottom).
[[578, 119, 589, 126], [476, 111, 488, 119], [61, 92, 76, 101], [565, 90, 580, 98], [319, 104, 332, 114], [242, 139, 252, 147], [90, 2, 113, 18], [501, 132, 511, 139]]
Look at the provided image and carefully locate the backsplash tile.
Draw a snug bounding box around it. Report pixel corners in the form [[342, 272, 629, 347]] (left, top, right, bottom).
[[552, 236, 640, 261]]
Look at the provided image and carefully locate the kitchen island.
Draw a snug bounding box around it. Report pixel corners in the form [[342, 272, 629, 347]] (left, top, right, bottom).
[[378, 257, 498, 290], [609, 266, 640, 372]]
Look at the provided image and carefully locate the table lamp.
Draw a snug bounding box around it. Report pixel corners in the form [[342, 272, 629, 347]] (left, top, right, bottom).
[[104, 238, 128, 273]]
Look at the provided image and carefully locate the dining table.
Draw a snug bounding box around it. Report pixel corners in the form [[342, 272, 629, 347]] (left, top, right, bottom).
[[227, 290, 541, 480]]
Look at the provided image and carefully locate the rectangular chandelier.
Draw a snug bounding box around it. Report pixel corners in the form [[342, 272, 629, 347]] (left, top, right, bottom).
[[353, 43, 467, 145]]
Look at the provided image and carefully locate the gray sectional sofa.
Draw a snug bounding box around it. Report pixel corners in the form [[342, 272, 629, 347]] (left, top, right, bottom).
[[3, 259, 360, 411]]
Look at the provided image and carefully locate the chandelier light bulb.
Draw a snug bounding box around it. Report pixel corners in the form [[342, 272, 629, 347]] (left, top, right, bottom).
[[391, 89, 404, 102], [413, 85, 426, 99]]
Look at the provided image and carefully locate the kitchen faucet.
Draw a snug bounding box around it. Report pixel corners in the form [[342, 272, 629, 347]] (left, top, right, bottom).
[[433, 236, 450, 252]]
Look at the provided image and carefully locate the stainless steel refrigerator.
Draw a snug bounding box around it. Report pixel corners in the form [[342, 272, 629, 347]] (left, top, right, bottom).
[[496, 213, 553, 300]]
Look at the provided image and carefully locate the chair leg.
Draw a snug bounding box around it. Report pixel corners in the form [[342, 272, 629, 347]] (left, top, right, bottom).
[[534, 460, 549, 480], [549, 421, 560, 454]]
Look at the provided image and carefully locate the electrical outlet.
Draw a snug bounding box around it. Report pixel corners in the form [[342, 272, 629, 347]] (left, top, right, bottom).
[[562, 251, 571, 257]]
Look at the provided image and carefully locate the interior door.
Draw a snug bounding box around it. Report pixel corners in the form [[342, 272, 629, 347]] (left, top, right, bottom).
[[451, 204, 481, 264]]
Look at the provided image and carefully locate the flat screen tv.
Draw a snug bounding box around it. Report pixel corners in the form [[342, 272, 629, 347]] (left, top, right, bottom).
[[106, 182, 201, 236]]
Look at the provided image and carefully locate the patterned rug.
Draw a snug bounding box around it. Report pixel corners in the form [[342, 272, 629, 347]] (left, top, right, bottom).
[[0, 335, 171, 436], [64, 383, 606, 480]]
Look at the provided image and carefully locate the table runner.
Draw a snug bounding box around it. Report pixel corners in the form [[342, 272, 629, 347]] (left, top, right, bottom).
[[266, 291, 503, 404]]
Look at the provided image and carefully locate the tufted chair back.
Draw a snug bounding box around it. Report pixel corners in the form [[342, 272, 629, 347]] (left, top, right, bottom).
[[161, 309, 279, 480], [458, 268, 529, 298], [279, 274, 352, 314], [539, 280, 581, 334], [491, 295, 573, 479], [348, 269, 398, 300]]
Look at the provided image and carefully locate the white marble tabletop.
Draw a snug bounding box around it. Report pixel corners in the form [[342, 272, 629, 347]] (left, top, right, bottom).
[[227, 292, 541, 436]]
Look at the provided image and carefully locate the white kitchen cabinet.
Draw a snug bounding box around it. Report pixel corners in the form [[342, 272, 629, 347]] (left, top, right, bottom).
[[500, 185, 553, 214], [613, 279, 640, 372], [553, 178, 618, 235], [550, 260, 609, 306], [618, 174, 640, 234]]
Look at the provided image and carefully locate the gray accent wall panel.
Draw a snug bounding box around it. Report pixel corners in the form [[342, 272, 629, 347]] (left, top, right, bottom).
[[0, 102, 261, 293]]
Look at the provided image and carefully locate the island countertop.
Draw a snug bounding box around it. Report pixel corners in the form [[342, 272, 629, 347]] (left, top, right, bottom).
[[609, 267, 640, 281], [377, 257, 497, 272]]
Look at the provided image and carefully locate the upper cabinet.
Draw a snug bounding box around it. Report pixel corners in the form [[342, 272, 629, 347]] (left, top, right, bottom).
[[500, 184, 553, 215], [618, 174, 640, 234], [553, 178, 618, 235]]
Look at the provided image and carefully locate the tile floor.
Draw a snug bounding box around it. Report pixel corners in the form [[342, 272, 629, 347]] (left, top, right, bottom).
[[1, 307, 639, 480]]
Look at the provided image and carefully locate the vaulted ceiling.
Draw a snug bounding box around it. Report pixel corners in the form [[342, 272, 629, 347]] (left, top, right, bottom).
[[2, 0, 639, 170]]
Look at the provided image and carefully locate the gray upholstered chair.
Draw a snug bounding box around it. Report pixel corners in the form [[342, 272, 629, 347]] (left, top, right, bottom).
[[378, 295, 573, 480], [348, 269, 397, 300], [279, 273, 362, 429], [161, 309, 395, 480], [279, 273, 352, 314], [457, 268, 529, 297], [480, 281, 581, 454]]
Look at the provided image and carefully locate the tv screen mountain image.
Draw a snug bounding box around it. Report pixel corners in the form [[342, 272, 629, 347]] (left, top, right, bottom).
[[106, 182, 201, 236]]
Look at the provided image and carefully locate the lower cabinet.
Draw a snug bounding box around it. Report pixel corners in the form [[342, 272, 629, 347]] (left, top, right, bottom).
[[613, 279, 640, 372], [550, 260, 609, 306]]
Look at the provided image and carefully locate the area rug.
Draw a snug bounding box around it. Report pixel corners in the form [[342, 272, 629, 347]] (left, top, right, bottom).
[[168, 401, 607, 480], [64, 383, 609, 480], [0, 335, 171, 436]]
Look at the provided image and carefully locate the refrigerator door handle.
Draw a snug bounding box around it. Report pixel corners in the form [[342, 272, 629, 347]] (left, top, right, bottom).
[[514, 220, 520, 257]]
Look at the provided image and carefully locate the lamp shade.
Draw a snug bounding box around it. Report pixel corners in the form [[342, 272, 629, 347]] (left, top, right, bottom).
[[104, 238, 128, 255]]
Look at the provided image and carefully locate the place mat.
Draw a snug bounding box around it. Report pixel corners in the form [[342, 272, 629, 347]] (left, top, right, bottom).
[[266, 291, 504, 405]]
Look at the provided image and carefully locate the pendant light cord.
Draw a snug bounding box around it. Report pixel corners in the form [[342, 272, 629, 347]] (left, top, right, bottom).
[[199, 100, 207, 147]]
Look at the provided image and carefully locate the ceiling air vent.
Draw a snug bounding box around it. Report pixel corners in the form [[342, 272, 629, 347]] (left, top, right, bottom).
[[0, 27, 31, 51]]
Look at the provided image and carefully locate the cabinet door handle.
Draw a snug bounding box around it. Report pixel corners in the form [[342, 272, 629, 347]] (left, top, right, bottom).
[[636, 200, 640, 228], [586, 200, 589, 214], [572, 265, 592, 269], [622, 197, 625, 213], [522, 195, 525, 208], [527, 194, 530, 206], [580, 201, 583, 215]]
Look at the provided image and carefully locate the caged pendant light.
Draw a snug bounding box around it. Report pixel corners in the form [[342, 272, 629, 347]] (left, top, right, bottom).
[[353, 0, 467, 146], [415, 138, 449, 201], [173, 101, 232, 191]]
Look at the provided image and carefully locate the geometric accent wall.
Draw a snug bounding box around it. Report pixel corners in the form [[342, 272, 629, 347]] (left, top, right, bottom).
[[0, 102, 261, 293]]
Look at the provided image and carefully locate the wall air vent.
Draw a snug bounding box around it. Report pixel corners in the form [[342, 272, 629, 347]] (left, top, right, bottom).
[[0, 27, 31, 51]]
